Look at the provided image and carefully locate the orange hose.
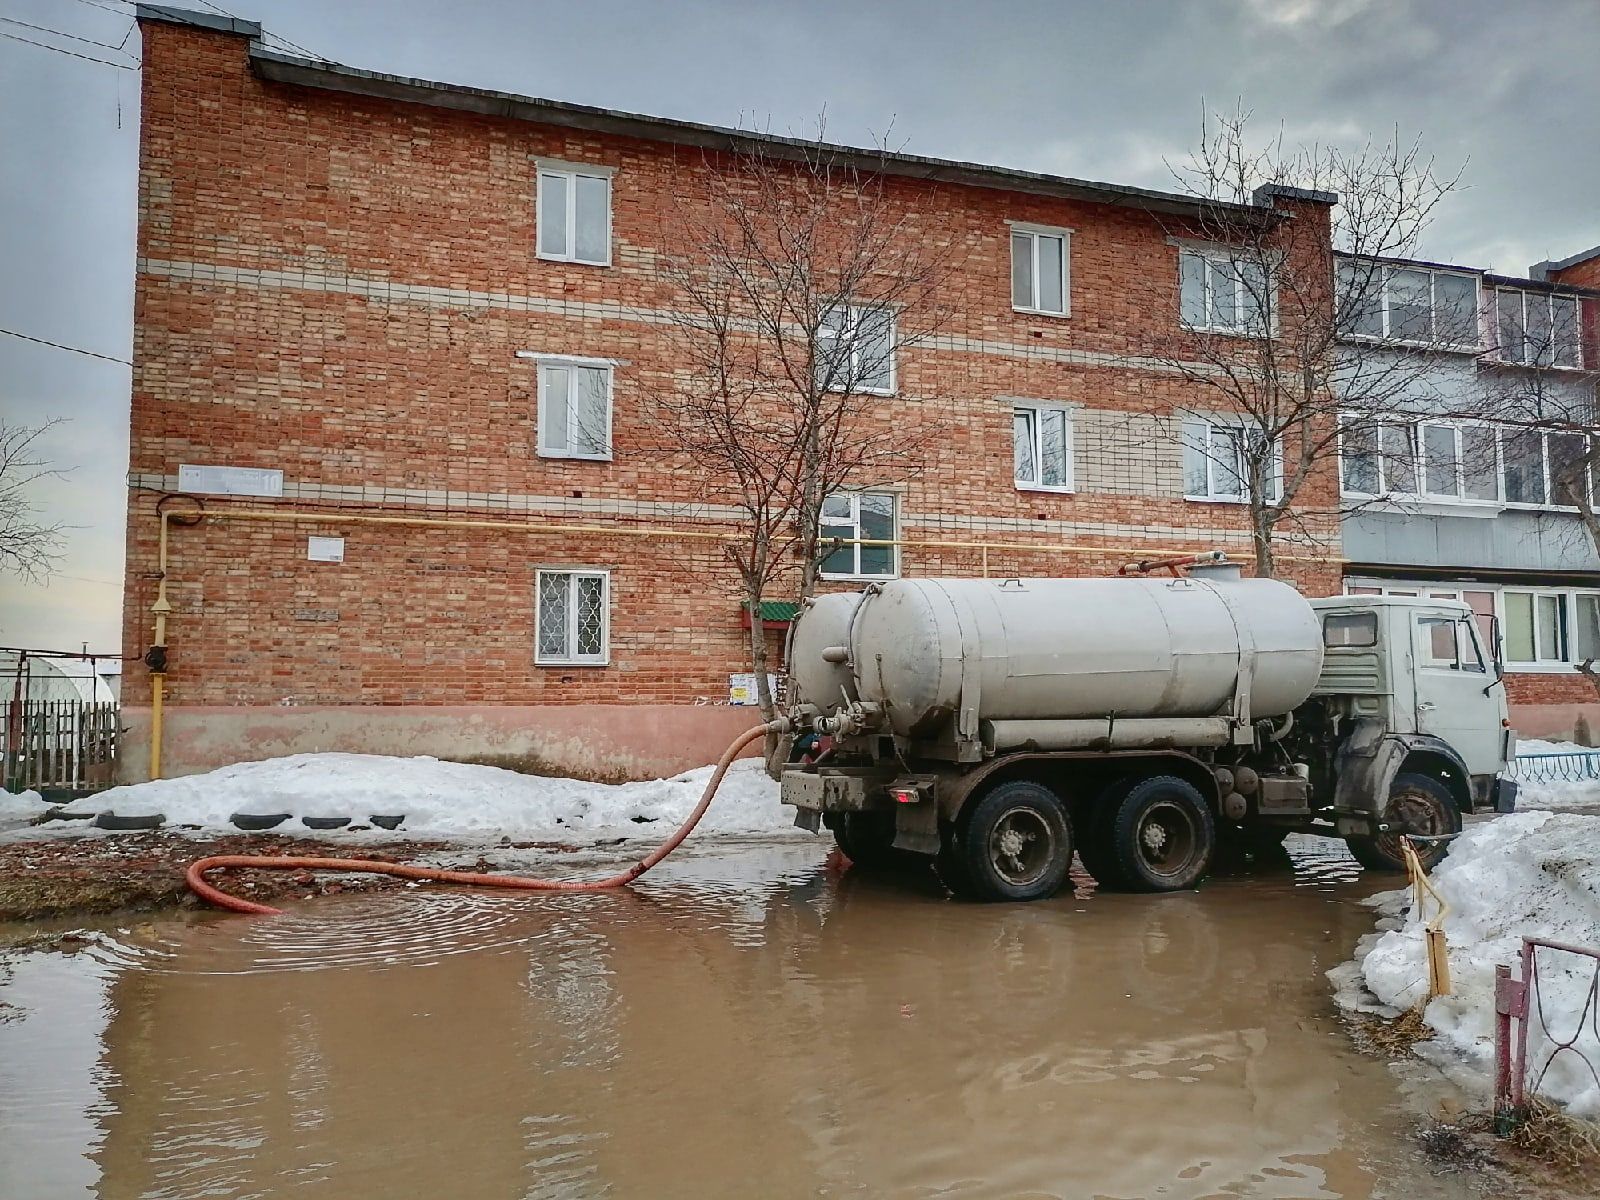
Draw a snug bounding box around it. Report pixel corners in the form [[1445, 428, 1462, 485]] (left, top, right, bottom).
[[186, 722, 776, 915]]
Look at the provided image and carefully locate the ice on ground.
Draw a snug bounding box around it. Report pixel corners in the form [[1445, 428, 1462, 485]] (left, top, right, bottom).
[[1334, 810, 1600, 1116], [1513, 738, 1600, 811], [47, 752, 799, 841]]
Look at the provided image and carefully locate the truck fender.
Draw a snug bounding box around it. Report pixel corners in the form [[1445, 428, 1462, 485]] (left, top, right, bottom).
[[1333, 724, 1472, 817]]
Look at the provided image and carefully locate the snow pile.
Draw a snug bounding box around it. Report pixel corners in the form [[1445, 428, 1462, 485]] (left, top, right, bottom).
[[1513, 739, 1600, 811], [47, 752, 797, 841], [0, 789, 48, 826], [1336, 810, 1600, 1115]]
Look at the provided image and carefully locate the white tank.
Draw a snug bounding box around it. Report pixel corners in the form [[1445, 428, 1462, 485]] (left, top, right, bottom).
[[790, 576, 1323, 744]]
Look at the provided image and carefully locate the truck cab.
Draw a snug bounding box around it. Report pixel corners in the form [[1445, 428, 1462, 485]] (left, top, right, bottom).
[[1309, 594, 1515, 817]]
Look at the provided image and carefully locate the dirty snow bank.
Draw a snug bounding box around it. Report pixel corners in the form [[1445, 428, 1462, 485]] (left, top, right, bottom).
[[46, 753, 798, 840], [0, 789, 47, 825], [1513, 739, 1600, 811], [1332, 810, 1600, 1116]]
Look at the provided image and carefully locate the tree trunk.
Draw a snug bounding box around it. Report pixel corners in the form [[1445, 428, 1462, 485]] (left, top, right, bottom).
[[1251, 508, 1277, 579], [746, 588, 776, 722]]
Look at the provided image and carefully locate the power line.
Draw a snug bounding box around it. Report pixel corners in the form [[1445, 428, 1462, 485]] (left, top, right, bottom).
[[0, 29, 136, 68], [0, 15, 137, 55], [0, 329, 132, 365]]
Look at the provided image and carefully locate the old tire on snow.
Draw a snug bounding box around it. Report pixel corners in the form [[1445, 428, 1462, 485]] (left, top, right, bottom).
[[952, 780, 1073, 902], [1104, 775, 1215, 893], [1346, 772, 1460, 873]]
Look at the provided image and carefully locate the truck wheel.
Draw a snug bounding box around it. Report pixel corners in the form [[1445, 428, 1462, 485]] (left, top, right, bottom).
[[1106, 776, 1215, 893], [1346, 773, 1461, 873], [954, 781, 1074, 902], [833, 810, 903, 870]]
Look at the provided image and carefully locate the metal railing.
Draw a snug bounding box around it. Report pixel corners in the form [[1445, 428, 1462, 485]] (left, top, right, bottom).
[[1507, 750, 1600, 787], [1494, 937, 1600, 1134]]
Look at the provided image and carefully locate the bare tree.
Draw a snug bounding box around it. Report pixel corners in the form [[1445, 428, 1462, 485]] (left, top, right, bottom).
[[0, 418, 66, 581], [1135, 106, 1469, 577], [642, 126, 956, 719]]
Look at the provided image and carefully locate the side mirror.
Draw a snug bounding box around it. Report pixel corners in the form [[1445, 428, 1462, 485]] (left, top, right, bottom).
[[1483, 615, 1505, 696]]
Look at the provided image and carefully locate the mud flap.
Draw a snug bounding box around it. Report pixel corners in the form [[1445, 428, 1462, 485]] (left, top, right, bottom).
[[792, 808, 821, 833], [1493, 777, 1518, 814], [892, 800, 940, 856]]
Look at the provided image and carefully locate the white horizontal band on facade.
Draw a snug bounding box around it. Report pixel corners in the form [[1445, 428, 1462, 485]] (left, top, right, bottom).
[[135, 257, 1218, 379]]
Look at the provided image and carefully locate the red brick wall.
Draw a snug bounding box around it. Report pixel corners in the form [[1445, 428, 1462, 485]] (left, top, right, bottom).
[[125, 19, 1341, 725]]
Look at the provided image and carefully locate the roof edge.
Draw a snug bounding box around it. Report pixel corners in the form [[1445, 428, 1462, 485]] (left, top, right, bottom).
[[244, 44, 1269, 223], [134, 4, 260, 37], [1529, 243, 1600, 282]]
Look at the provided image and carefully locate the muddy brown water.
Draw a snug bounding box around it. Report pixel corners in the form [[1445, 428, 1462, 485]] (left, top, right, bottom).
[[0, 836, 1488, 1199]]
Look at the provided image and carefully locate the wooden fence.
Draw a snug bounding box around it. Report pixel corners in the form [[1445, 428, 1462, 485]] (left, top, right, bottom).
[[1, 700, 120, 794]]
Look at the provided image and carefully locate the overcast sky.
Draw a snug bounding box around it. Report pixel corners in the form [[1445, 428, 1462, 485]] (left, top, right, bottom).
[[2, 0, 1597, 654]]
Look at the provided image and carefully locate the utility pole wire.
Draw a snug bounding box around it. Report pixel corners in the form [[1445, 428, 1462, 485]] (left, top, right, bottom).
[[0, 29, 136, 68], [0, 329, 132, 366], [0, 15, 138, 55]]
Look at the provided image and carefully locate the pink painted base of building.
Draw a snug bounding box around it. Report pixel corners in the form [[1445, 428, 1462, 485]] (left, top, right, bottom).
[[1509, 702, 1600, 744], [118, 705, 767, 785]]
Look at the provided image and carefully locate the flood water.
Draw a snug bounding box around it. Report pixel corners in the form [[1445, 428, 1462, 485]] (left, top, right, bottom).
[[0, 836, 1487, 1199]]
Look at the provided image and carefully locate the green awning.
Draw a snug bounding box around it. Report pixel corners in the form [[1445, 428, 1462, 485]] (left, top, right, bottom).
[[746, 600, 801, 623]]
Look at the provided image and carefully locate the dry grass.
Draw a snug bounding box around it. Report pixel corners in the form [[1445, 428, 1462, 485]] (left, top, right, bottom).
[[1349, 1002, 1434, 1057], [1505, 1098, 1600, 1179]]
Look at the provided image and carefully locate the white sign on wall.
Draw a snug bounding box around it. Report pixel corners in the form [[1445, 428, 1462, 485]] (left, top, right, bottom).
[[307, 536, 345, 563], [177, 464, 284, 497], [729, 673, 780, 706]]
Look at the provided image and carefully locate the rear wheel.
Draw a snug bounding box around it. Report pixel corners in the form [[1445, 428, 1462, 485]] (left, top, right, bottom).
[[832, 810, 904, 870], [951, 781, 1074, 902], [1346, 772, 1460, 873], [1104, 775, 1215, 893]]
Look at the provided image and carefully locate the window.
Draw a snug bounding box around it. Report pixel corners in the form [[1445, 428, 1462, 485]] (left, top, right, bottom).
[[1416, 615, 1485, 672], [1183, 417, 1281, 502], [1336, 260, 1479, 348], [1339, 415, 1417, 497], [1013, 403, 1074, 491], [1010, 226, 1070, 316], [1417, 422, 1500, 502], [1576, 594, 1600, 665], [1496, 289, 1582, 367], [537, 164, 611, 265], [816, 303, 895, 394], [1349, 579, 1600, 672], [1180, 250, 1270, 334], [536, 359, 612, 459], [1502, 428, 1548, 506], [535, 569, 609, 665], [819, 491, 898, 579], [1324, 612, 1377, 647], [1503, 590, 1567, 666]]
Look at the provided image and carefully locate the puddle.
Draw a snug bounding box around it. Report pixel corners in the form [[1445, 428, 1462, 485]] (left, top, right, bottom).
[[0, 835, 1492, 1199]]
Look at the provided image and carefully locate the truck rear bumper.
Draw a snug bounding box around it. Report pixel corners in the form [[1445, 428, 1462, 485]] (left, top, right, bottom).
[[781, 770, 874, 813]]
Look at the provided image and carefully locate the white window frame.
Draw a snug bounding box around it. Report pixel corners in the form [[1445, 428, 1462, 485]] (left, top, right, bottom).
[[534, 568, 610, 667], [526, 354, 615, 461], [1495, 288, 1584, 369], [535, 161, 613, 267], [817, 302, 897, 396], [818, 490, 900, 581], [1347, 577, 1600, 674], [1012, 401, 1075, 493], [1009, 223, 1071, 317], [1183, 416, 1282, 504], [1338, 415, 1598, 512], [1179, 248, 1274, 336], [1338, 260, 1481, 351]]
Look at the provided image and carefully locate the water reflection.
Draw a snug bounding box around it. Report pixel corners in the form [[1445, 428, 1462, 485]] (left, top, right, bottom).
[[0, 835, 1475, 1200]]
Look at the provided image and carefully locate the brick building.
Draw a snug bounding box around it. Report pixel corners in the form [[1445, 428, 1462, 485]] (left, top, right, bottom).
[[123, 7, 1586, 783]]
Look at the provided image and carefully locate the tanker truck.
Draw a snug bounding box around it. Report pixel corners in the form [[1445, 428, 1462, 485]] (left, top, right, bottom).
[[769, 558, 1517, 902]]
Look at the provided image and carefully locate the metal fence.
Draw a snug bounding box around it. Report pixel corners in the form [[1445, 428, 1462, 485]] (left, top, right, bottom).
[[1, 699, 120, 795], [1507, 750, 1600, 787], [1494, 937, 1600, 1133]]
